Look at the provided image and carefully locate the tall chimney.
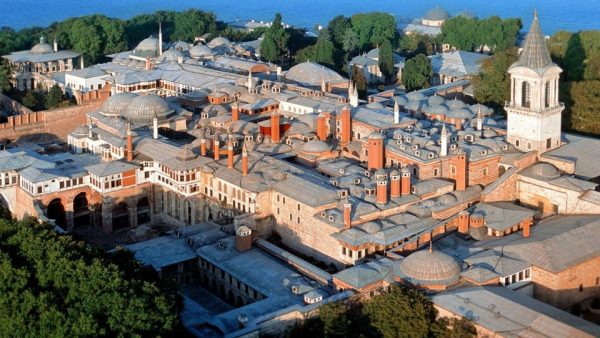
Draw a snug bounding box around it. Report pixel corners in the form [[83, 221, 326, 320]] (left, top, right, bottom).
[[53, 37, 58, 52], [458, 210, 470, 234], [340, 106, 351, 143], [227, 138, 234, 169], [144, 58, 151, 71], [368, 132, 384, 170], [153, 117, 158, 139], [440, 123, 448, 157], [232, 101, 239, 122], [343, 198, 352, 229], [393, 97, 400, 124], [317, 113, 327, 141], [80, 56, 85, 69], [213, 135, 220, 161], [401, 167, 411, 196], [126, 123, 133, 161], [271, 112, 281, 143], [390, 170, 400, 198], [476, 106, 484, 133], [523, 220, 531, 238], [201, 138, 207, 156], [242, 142, 249, 175], [455, 153, 467, 191], [376, 177, 388, 205]]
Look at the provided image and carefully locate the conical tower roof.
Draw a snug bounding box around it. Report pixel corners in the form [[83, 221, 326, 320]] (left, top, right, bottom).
[[510, 11, 555, 74]]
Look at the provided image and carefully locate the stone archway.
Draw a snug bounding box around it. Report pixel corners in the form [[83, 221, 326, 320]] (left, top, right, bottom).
[[112, 202, 130, 230], [0, 193, 11, 219], [47, 198, 66, 228], [137, 197, 151, 225], [73, 192, 90, 227]]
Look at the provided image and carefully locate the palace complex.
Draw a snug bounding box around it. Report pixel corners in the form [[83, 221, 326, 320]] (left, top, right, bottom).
[[1, 11, 600, 338]]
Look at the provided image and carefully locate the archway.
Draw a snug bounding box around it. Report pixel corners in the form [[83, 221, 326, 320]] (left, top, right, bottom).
[[47, 198, 66, 228], [73, 192, 90, 227], [0, 193, 11, 219], [137, 197, 151, 225], [112, 202, 130, 230]]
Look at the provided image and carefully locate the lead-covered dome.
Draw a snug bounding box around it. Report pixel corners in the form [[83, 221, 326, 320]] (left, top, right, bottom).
[[160, 47, 183, 62], [100, 92, 139, 117], [424, 7, 451, 21], [398, 250, 461, 285], [189, 44, 214, 58], [301, 140, 332, 154], [285, 61, 346, 87], [529, 162, 560, 178], [125, 94, 173, 123], [31, 36, 53, 54], [135, 36, 163, 57]]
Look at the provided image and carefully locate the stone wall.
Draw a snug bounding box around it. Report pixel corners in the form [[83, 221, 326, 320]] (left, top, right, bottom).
[[0, 93, 34, 115]]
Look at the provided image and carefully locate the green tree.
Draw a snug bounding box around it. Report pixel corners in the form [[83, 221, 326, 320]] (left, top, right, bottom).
[[45, 84, 64, 109], [440, 16, 521, 52], [350, 13, 396, 51], [378, 39, 395, 81], [0, 59, 13, 94], [342, 28, 359, 54], [313, 30, 335, 66], [327, 15, 352, 48], [351, 64, 368, 99], [69, 18, 103, 64], [260, 13, 290, 63], [22, 91, 37, 109], [171, 9, 217, 42], [402, 54, 432, 91], [472, 48, 518, 109], [568, 80, 600, 134]]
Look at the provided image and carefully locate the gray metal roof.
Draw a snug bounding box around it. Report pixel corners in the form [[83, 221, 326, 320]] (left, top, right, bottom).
[[542, 133, 600, 180], [85, 160, 138, 177], [126, 236, 197, 270], [509, 11, 556, 74]]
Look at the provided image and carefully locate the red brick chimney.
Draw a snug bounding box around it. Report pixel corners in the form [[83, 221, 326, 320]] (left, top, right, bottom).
[[368, 132, 384, 170], [457, 210, 470, 234], [271, 112, 281, 143], [376, 177, 388, 204], [126, 123, 133, 161], [455, 153, 467, 191], [343, 199, 352, 229], [213, 136, 220, 161], [200, 138, 207, 156], [232, 101, 239, 122], [227, 139, 234, 169], [390, 170, 400, 198], [317, 113, 327, 141], [242, 142, 248, 176], [523, 220, 531, 238], [401, 167, 411, 196], [341, 106, 351, 143], [235, 226, 252, 252]]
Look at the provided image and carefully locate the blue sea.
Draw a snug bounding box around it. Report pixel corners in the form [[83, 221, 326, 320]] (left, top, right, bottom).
[[0, 0, 599, 34]]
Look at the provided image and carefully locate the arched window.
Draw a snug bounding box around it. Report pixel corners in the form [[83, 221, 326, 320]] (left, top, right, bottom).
[[544, 82, 551, 108], [521, 81, 531, 108]]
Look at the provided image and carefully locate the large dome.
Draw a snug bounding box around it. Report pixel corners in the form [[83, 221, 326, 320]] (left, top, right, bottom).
[[160, 47, 183, 62], [173, 40, 191, 52], [135, 36, 162, 56], [189, 44, 214, 58], [100, 92, 139, 117], [424, 7, 451, 21], [31, 36, 53, 54], [529, 162, 560, 178], [398, 250, 461, 285], [125, 94, 173, 123], [208, 37, 232, 49], [301, 140, 332, 154], [285, 61, 346, 87]]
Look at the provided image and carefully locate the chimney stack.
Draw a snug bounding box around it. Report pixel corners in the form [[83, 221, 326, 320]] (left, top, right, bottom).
[[126, 123, 133, 161], [317, 113, 328, 141], [368, 132, 385, 170], [343, 198, 352, 229], [458, 210, 470, 234], [390, 170, 401, 198], [271, 112, 281, 143], [455, 153, 467, 191], [213, 135, 220, 161], [232, 101, 239, 122], [523, 220, 531, 238], [227, 138, 234, 169], [401, 167, 411, 196], [242, 142, 249, 176], [235, 226, 252, 252], [340, 106, 351, 143], [376, 176, 388, 205]]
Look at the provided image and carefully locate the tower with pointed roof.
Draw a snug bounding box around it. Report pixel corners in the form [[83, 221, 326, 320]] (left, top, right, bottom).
[[505, 11, 563, 153]]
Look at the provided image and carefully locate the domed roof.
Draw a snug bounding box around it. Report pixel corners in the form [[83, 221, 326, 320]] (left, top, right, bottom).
[[285, 62, 345, 87], [189, 44, 214, 58], [135, 35, 161, 53], [398, 249, 461, 285], [530, 162, 560, 178], [423, 6, 451, 21], [173, 40, 190, 52], [360, 221, 382, 234], [406, 91, 426, 101], [125, 94, 173, 123], [208, 36, 232, 48], [301, 140, 332, 153], [424, 104, 449, 115], [447, 108, 472, 119], [405, 100, 426, 112], [428, 95, 446, 106], [100, 92, 139, 117], [160, 47, 183, 62], [447, 98, 466, 109], [31, 36, 53, 54], [456, 10, 476, 19]]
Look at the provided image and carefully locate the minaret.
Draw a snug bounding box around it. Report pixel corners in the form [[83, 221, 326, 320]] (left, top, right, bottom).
[[476, 106, 483, 132], [53, 37, 58, 52], [350, 85, 359, 107], [505, 10, 563, 153], [393, 96, 400, 124], [321, 75, 327, 93], [158, 21, 163, 56], [440, 123, 448, 157], [247, 71, 253, 91], [347, 81, 354, 98], [126, 122, 133, 161]]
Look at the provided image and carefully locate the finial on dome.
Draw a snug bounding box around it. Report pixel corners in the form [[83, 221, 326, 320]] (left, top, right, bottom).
[[533, 9, 538, 20]]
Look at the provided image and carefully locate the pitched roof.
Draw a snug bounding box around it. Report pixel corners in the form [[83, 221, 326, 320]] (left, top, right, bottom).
[[509, 11, 555, 74]]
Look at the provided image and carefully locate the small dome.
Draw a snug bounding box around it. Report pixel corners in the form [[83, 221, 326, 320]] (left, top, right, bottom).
[[100, 92, 139, 117], [360, 222, 382, 234], [125, 94, 173, 123], [437, 194, 457, 205], [301, 140, 332, 154], [394, 95, 409, 106], [173, 40, 190, 52], [398, 250, 461, 284], [208, 37, 232, 48], [31, 36, 53, 54], [447, 98, 466, 110], [390, 169, 400, 177], [189, 44, 214, 58], [530, 162, 560, 178], [405, 100, 426, 112], [406, 91, 426, 101], [160, 47, 183, 62], [424, 104, 449, 115], [447, 108, 472, 119], [423, 7, 451, 21], [428, 95, 446, 106]]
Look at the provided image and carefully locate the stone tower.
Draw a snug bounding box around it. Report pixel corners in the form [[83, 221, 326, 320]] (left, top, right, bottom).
[[505, 11, 563, 153]]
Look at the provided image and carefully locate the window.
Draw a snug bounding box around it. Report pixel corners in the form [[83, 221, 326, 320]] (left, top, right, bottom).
[[483, 168, 488, 176], [451, 166, 456, 174], [525, 269, 530, 278], [527, 143, 531, 150], [515, 139, 520, 147], [433, 168, 439, 176], [546, 138, 552, 149], [596, 277, 599, 286], [579, 284, 583, 292], [545, 82, 551, 108], [521, 81, 531, 108]]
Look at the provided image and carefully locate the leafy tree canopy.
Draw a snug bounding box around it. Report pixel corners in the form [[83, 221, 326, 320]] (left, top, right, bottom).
[[472, 47, 519, 110], [350, 12, 396, 51], [402, 54, 433, 91], [260, 13, 290, 63], [440, 16, 521, 52]]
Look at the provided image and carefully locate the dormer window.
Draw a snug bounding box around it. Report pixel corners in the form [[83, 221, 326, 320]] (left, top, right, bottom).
[[328, 216, 334, 222], [450, 144, 457, 150], [320, 212, 326, 217], [481, 150, 488, 156], [502, 145, 508, 150], [412, 144, 419, 150], [366, 188, 375, 195], [354, 178, 361, 184], [406, 136, 412, 142], [465, 135, 474, 142], [339, 168, 345, 174], [331, 181, 338, 186], [428, 153, 435, 159], [364, 171, 371, 177], [415, 150, 421, 156]]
